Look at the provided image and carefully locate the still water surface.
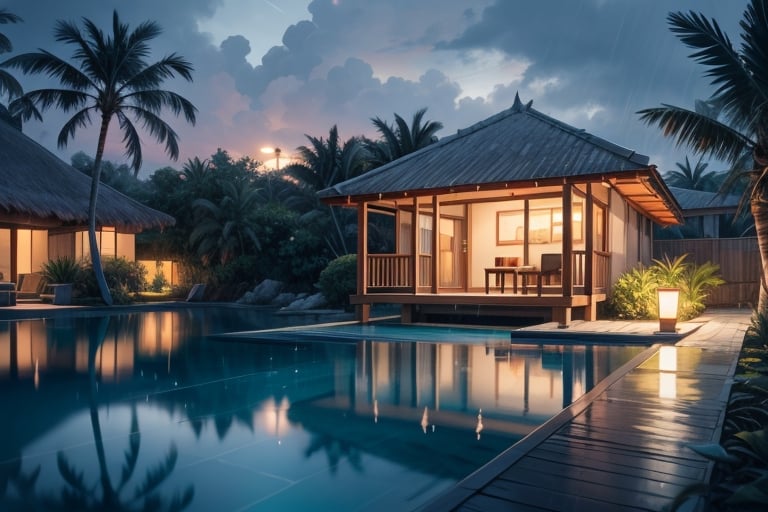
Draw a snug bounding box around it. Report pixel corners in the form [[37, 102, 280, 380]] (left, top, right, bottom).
[[0, 307, 644, 511]]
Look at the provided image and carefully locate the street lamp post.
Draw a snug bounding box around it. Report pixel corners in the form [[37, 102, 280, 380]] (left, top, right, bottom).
[[261, 147, 282, 171]]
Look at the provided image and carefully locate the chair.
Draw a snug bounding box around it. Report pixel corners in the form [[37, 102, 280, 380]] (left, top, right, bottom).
[[539, 253, 562, 287], [16, 272, 47, 300], [519, 253, 562, 296]]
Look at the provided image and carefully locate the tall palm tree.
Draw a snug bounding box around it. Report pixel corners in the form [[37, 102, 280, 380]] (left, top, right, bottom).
[[365, 107, 443, 167], [638, 0, 768, 311], [665, 156, 719, 191], [2, 10, 197, 305]]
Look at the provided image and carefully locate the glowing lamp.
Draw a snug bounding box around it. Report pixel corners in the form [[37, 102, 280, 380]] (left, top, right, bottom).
[[657, 287, 680, 333]]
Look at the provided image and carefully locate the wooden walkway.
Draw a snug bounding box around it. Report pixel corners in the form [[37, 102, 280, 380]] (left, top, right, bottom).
[[424, 308, 751, 512]]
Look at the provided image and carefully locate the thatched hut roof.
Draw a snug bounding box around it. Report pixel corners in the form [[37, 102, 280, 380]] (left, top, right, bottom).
[[319, 94, 683, 226], [0, 120, 174, 232]]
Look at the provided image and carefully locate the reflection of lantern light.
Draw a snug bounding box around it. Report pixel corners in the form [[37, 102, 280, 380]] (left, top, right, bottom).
[[657, 288, 680, 333], [659, 346, 678, 399], [421, 407, 429, 434], [475, 409, 484, 440], [373, 399, 379, 424]]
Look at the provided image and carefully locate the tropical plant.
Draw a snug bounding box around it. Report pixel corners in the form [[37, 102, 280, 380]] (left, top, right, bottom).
[[2, 10, 197, 305], [637, 0, 768, 313], [665, 156, 720, 191], [607, 265, 658, 320], [365, 108, 443, 167], [317, 254, 357, 307], [608, 255, 724, 321], [0, 9, 39, 130], [285, 126, 369, 256], [190, 181, 262, 265], [41, 256, 83, 284]]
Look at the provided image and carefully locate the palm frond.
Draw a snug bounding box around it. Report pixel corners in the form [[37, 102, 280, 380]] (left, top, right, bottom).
[[638, 104, 754, 165], [57, 108, 94, 148], [668, 10, 767, 133], [3, 51, 93, 90], [0, 68, 22, 97], [116, 111, 143, 171]]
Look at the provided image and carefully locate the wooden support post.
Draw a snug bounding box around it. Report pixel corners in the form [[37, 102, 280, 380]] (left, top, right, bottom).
[[553, 306, 572, 328], [400, 304, 413, 324], [356, 303, 370, 323]]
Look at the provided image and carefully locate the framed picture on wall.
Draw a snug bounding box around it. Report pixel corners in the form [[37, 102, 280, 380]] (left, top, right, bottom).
[[497, 210, 524, 245]]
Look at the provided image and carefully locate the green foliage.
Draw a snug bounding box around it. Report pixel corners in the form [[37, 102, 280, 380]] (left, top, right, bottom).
[[151, 272, 169, 292], [606, 265, 658, 319], [41, 256, 83, 284], [80, 258, 147, 301], [317, 254, 357, 307], [608, 254, 724, 321]]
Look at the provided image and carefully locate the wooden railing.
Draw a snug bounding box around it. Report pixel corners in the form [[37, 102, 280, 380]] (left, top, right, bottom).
[[367, 251, 610, 295], [367, 254, 412, 291], [593, 250, 610, 293]]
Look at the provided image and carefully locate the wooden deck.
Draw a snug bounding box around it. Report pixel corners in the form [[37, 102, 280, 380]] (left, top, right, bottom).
[[424, 308, 751, 512]]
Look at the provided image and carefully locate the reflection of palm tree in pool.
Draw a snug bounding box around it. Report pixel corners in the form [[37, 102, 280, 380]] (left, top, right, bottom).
[[0, 452, 40, 509], [49, 318, 194, 511], [304, 434, 364, 475]]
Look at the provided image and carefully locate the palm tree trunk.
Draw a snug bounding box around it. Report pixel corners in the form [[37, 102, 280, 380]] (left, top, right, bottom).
[[89, 116, 114, 305], [87, 317, 118, 507], [751, 173, 768, 314]]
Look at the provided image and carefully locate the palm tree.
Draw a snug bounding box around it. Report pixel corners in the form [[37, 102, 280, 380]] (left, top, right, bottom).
[[2, 10, 197, 305], [637, 0, 768, 311], [0, 9, 40, 130], [190, 181, 262, 265], [665, 156, 719, 191], [365, 107, 443, 167], [285, 126, 369, 256]]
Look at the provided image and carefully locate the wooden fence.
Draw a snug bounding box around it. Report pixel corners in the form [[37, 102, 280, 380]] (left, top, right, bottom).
[[653, 237, 760, 307]]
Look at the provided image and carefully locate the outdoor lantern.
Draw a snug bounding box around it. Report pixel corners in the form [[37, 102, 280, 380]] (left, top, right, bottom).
[[657, 287, 680, 333]]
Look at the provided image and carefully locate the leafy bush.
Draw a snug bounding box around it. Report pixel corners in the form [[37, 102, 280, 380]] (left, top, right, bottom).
[[41, 257, 84, 284], [317, 254, 357, 307], [608, 254, 724, 321], [80, 257, 147, 300], [150, 272, 169, 292], [606, 265, 657, 319]]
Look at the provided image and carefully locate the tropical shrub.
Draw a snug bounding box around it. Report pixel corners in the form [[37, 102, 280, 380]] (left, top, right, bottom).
[[81, 257, 147, 300], [606, 265, 658, 319], [317, 254, 357, 307], [41, 257, 83, 284], [608, 254, 723, 321]]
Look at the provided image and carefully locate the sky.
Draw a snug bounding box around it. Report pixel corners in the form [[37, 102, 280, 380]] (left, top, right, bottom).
[[0, 0, 748, 177]]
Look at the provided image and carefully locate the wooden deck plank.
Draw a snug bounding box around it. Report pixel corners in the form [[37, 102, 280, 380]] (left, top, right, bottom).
[[526, 444, 708, 482], [423, 310, 750, 512]]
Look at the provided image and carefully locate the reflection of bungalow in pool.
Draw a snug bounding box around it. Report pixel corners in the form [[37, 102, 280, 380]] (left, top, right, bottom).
[[0, 120, 174, 285], [319, 95, 683, 326]]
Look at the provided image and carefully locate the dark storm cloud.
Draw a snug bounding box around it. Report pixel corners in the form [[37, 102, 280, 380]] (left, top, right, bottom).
[[436, 0, 748, 169]]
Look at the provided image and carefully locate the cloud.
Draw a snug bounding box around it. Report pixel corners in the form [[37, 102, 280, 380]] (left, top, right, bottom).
[[0, 0, 752, 177]]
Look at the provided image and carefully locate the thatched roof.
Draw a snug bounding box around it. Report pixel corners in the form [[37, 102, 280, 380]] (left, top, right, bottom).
[[319, 94, 683, 226], [0, 120, 174, 232]]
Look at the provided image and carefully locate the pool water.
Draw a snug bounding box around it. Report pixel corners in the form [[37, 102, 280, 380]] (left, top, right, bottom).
[[0, 307, 645, 511]]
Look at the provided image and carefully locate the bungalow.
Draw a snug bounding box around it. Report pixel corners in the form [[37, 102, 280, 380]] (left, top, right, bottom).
[[0, 119, 174, 286], [318, 95, 683, 327]]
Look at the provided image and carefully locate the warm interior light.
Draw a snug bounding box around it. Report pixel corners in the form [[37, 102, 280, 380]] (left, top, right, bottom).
[[657, 287, 680, 333]]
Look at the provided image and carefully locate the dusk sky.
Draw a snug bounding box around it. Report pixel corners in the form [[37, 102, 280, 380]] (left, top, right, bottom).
[[1, 0, 747, 177]]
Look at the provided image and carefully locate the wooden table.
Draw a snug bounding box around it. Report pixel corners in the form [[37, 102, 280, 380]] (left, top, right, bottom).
[[484, 267, 534, 294]]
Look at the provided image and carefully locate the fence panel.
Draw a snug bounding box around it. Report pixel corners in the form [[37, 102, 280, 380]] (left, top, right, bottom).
[[653, 237, 759, 307]]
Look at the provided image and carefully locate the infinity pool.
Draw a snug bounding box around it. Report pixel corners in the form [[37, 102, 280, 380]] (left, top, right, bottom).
[[0, 307, 645, 511]]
